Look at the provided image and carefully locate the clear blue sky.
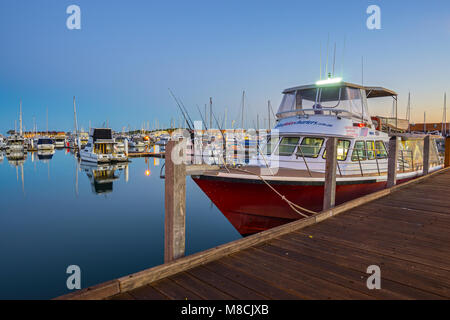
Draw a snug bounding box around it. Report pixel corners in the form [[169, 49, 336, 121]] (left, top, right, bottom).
[[1, 0, 450, 134]]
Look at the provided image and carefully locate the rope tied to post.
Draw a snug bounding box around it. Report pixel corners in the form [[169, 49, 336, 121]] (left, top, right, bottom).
[[229, 166, 317, 218]]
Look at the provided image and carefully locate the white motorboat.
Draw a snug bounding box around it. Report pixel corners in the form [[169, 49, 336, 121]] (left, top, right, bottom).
[[192, 78, 443, 235], [6, 134, 26, 155], [80, 128, 128, 163], [37, 138, 55, 151], [54, 135, 67, 148]]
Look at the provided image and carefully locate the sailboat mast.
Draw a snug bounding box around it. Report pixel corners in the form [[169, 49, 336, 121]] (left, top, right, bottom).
[[209, 97, 213, 129], [73, 96, 78, 136], [424, 112, 426, 133], [241, 91, 245, 129], [19, 100, 23, 136], [443, 93, 447, 136]]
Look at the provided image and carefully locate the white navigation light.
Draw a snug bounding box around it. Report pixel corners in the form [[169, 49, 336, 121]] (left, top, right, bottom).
[[316, 77, 343, 86]]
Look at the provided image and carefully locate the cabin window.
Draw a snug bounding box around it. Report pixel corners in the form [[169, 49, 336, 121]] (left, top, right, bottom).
[[262, 137, 279, 155], [366, 141, 376, 160], [322, 140, 350, 161], [352, 141, 367, 161], [375, 140, 387, 159], [296, 137, 324, 158], [94, 143, 113, 154], [278, 137, 300, 156]]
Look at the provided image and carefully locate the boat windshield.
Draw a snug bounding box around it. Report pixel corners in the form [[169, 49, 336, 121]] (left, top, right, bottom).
[[38, 139, 53, 145], [277, 85, 371, 123]]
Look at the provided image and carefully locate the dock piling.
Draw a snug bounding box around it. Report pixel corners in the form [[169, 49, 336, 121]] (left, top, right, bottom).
[[323, 137, 337, 210], [387, 136, 399, 188], [445, 136, 450, 168], [423, 135, 430, 175], [164, 140, 186, 263]]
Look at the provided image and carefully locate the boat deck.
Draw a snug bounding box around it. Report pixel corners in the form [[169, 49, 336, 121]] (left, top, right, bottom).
[[108, 168, 450, 300]]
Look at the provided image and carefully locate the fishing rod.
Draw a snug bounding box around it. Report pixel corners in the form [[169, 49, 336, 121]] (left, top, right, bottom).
[[210, 107, 231, 173], [196, 104, 208, 131], [180, 100, 195, 130], [168, 89, 193, 131]]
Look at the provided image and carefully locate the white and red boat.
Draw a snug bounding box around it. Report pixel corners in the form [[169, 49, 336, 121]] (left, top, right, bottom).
[[192, 79, 443, 235]]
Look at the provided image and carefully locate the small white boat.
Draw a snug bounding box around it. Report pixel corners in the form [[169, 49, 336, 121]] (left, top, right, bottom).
[[37, 138, 55, 151], [80, 128, 128, 163], [0, 136, 7, 150], [54, 135, 67, 148], [6, 134, 25, 154]]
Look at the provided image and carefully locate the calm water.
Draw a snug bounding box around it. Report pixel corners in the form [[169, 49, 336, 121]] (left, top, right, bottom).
[[0, 149, 241, 299]]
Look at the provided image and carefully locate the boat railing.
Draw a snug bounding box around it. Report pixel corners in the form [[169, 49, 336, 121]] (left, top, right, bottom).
[[276, 108, 356, 120]]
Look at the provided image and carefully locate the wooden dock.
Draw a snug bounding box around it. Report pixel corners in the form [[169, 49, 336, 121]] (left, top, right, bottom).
[[59, 166, 450, 300], [127, 152, 165, 158]]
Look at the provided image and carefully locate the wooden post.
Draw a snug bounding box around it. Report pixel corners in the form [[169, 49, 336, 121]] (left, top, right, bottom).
[[164, 140, 186, 263], [323, 137, 337, 211], [423, 135, 430, 175], [387, 136, 398, 188], [445, 136, 450, 168]]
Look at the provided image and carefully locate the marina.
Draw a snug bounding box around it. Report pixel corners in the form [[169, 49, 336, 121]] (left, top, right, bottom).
[[2, 1, 450, 306]]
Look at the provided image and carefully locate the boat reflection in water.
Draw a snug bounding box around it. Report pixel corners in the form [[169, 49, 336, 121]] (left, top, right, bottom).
[[37, 150, 55, 161], [80, 161, 128, 195]]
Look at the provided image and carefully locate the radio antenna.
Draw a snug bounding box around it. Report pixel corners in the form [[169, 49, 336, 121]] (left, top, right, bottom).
[[341, 36, 346, 77], [319, 42, 322, 80], [332, 42, 336, 77], [361, 56, 364, 86], [325, 33, 330, 78]]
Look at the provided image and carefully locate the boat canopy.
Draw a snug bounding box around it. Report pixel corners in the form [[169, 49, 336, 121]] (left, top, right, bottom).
[[91, 128, 113, 143], [277, 82, 397, 123]]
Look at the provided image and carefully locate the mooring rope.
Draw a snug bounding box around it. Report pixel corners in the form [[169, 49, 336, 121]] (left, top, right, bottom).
[[224, 166, 317, 218]]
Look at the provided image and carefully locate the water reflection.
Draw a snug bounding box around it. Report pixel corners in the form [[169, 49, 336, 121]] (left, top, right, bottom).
[[37, 150, 55, 161], [80, 162, 128, 195], [0, 148, 242, 299]]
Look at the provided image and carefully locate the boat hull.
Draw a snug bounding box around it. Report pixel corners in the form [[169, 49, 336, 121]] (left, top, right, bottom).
[[192, 174, 412, 235]]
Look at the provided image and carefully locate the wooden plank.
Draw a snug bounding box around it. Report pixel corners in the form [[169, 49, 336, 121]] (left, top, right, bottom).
[[187, 265, 269, 300], [282, 233, 450, 283], [271, 237, 449, 298], [259, 241, 438, 299], [170, 272, 235, 300], [218, 254, 328, 299], [237, 248, 371, 299], [297, 220, 450, 263], [203, 260, 301, 300], [54, 280, 120, 300], [151, 278, 203, 300], [109, 292, 135, 300], [294, 228, 450, 272], [251, 244, 392, 299], [128, 285, 169, 300]]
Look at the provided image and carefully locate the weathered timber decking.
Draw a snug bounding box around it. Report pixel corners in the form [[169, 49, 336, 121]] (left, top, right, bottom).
[[106, 169, 450, 300], [57, 167, 450, 300]]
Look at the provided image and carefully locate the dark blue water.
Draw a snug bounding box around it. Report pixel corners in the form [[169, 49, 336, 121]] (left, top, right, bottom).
[[0, 150, 241, 299]]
